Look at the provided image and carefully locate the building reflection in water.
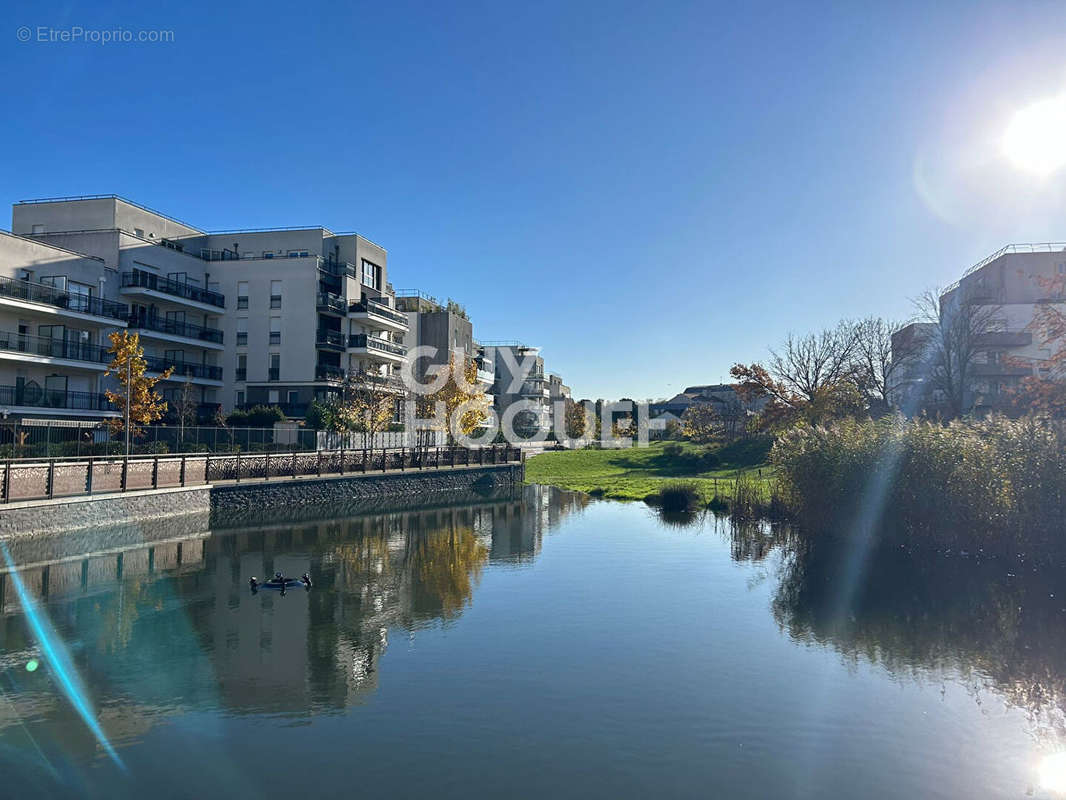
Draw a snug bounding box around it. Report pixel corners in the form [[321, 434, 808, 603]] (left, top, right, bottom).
[[0, 484, 588, 763]]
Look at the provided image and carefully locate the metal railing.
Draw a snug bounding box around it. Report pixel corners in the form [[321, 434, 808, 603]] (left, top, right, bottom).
[[121, 270, 225, 308], [126, 314, 224, 344], [0, 274, 129, 320], [0, 331, 111, 364], [945, 242, 1066, 293], [0, 384, 115, 411], [0, 445, 523, 503], [144, 356, 223, 381], [315, 365, 345, 382], [316, 292, 346, 314], [347, 334, 407, 357], [316, 329, 345, 350], [349, 298, 409, 326]]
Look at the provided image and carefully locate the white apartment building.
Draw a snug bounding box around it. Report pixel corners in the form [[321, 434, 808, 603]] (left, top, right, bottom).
[[6, 194, 408, 422], [0, 230, 128, 420], [481, 342, 552, 435]]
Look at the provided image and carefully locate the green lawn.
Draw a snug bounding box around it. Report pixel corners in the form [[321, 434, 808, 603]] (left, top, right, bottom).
[[525, 439, 774, 503]]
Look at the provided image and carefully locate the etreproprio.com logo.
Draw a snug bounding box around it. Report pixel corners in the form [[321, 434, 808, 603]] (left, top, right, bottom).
[[17, 26, 175, 44]]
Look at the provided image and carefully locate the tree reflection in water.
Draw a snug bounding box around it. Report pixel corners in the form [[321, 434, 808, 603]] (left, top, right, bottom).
[[729, 519, 1066, 736]]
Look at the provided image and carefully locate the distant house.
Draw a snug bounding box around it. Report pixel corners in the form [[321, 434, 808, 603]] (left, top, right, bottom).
[[650, 384, 765, 434]]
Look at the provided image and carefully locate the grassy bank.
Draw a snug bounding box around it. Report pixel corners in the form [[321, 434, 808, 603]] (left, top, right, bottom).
[[772, 415, 1066, 554], [525, 439, 773, 507]]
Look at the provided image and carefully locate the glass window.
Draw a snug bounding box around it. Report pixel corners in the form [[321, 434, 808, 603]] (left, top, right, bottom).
[[269, 317, 281, 345], [237, 281, 249, 310], [235, 390, 245, 406], [362, 260, 379, 290], [236, 318, 248, 346], [270, 280, 282, 309]]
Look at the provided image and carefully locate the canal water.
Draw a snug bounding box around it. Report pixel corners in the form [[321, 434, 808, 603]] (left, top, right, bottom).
[[1, 486, 1064, 798]]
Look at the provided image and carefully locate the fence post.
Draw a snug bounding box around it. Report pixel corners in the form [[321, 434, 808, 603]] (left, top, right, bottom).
[[317, 450, 322, 477], [152, 456, 159, 490], [292, 450, 297, 479], [46, 459, 55, 499], [236, 451, 241, 483], [180, 455, 186, 488], [86, 457, 94, 495], [339, 448, 345, 475], [265, 452, 271, 481], [204, 454, 210, 485], [2, 458, 9, 503], [121, 456, 128, 492], [382, 448, 387, 473]]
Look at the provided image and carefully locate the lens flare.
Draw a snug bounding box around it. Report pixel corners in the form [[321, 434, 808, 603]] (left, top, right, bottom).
[[0, 543, 124, 769], [1040, 752, 1066, 794], [25, 659, 38, 672]]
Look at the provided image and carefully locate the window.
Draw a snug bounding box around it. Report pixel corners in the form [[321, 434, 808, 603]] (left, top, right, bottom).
[[269, 353, 280, 381], [237, 281, 248, 310], [263, 251, 274, 259], [235, 390, 245, 407], [268, 390, 280, 403], [236, 354, 247, 381], [287, 390, 299, 405], [270, 280, 282, 309], [165, 349, 185, 367], [269, 317, 281, 345], [236, 318, 248, 346], [287, 250, 309, 258], [362, 259, 380, 290], [135, 228, 145, 238]]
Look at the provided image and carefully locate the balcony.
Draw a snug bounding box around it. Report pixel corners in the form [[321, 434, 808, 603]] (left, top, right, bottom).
[[315, 365, 345, 383], [315, 329, 346, 352], [316, 292, 346, 315], [240, 402, 308, 418], [971, 361, 1033, 378], [120, 270, 225, 310], [0, 274, 129, 322], [318, 259, 357, 279], [476, 368, 495, 386], [126, 314, 224, 347], [520, 381, 551, 399], [975, 331, 1033, 348], [0, 331, 111, 368], [347, 334, 408, 363], [0, 383, 117, 414], [144, 356, 223, 382], [348, 298, 409, 332]]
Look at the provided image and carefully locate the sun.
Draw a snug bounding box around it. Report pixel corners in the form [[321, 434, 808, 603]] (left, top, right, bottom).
[[1003, 95, 1066, 176]]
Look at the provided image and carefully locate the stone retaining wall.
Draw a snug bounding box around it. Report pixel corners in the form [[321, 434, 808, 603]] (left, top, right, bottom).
[[210, 464, 524, 522], [0, 486, 211, 539]]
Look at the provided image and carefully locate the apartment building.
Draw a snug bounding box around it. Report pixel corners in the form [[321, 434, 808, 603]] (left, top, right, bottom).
[[0, 230, 128, 420], [482, 342, 551, 435], [9, 195, 408, 421], [932, 243, 1066, 414]]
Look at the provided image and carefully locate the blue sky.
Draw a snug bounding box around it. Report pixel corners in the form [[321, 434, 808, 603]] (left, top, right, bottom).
[[5, 0, 1066, 400]]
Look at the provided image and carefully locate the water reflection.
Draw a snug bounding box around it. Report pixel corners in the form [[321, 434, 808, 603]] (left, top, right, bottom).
[[729, 520, 1066, 736], [0, 485, 588, 768]]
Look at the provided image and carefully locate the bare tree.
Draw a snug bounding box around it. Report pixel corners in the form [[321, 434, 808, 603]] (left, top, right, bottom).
[[852, 316, 904, 414], [173, 375, 199, 444], [913, 286, 1001, 418], [766, 321, 859, 401]]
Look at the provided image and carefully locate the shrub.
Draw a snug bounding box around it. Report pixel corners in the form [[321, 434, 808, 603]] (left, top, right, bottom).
[[658, 481, 701, 512], [771, 414, 1066, 554]]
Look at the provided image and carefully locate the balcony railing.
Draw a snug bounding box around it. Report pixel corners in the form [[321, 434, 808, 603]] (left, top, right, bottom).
[[316, 292, 346, 315], [975, 331, 1033, 348], [121, 270, 225, 309], [0, 384, 115, 411], [0, 331, 111, 364], [318, 260, 357, 279], [315, 365, 345, 383], [316, 330, 346, 351], [0, 274, 128, 321], [126, 314, 224, 344], [144, 356, 223, 381], [347, 334, 408, 357], [349, 298, 408, 326]]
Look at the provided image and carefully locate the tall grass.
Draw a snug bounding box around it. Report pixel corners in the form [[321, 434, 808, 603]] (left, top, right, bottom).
[[771, 415, 1066, 553]]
